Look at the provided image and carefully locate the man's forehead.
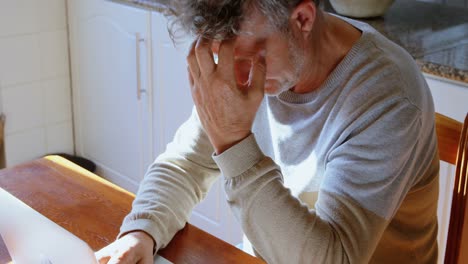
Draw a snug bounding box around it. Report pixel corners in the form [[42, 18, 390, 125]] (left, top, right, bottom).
[[237, 8, 273, 37]]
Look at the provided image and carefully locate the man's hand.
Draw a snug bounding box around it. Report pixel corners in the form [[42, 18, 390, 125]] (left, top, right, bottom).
[[187, 37, 266, 154], [95, 231, 155, 264]]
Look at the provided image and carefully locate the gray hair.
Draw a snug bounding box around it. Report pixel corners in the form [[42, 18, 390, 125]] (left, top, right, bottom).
[[158, 0, 320, 40]]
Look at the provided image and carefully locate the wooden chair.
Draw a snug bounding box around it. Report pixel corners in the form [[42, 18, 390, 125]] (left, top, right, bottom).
[[435, 112, 468, 264]]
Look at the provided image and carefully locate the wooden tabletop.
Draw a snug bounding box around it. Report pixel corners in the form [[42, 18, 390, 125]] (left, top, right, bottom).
[[0, 156, 264, 264]]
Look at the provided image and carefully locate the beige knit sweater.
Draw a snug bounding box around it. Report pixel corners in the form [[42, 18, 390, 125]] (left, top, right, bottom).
[[119, 16, 439, 264]]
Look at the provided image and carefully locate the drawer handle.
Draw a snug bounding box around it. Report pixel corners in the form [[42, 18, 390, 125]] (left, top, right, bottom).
[[136, 33, 146, 100]]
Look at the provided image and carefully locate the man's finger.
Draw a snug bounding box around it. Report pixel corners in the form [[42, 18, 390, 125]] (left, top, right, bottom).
[[107, 255, 130, 264], [138, 256, 154, 264], [106, 248, 137, 264], [95, 246, 113, 264], [98, 256, 111, 264], [188, 66, 202, 105], [187, 66, 194, 87], [217, 38, 236, 79], [195, 37, 215, 75], [187, 40, 201, 79], [248, 54, 266, 98]]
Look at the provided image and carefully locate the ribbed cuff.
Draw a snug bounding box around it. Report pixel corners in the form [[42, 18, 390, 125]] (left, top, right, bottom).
[[118, 219, 161, 255], [212, 134, 265, 179]]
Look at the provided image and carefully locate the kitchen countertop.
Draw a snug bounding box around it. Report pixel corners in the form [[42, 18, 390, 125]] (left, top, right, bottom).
[[111, 0, 468, 84], [325, 0, 468, 84]]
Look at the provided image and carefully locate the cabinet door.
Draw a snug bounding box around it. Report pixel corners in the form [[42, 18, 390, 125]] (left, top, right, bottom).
[[68, 0, 152, 193], [151, 13, 243, 246], [426, 75, 468, 264]]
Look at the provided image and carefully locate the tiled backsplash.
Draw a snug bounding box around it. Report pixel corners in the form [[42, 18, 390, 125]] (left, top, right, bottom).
[[417, 0, 468, 7], [108, 0, 169, 11], [0, 0, 74, 167]]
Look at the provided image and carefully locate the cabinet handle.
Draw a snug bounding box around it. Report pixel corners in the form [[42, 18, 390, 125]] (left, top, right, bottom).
[[136, 33, 146, 100]]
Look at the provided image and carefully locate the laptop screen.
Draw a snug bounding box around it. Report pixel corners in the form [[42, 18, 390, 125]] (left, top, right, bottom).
[[0, 188, 172, 264], [0, 188, 99, 264]]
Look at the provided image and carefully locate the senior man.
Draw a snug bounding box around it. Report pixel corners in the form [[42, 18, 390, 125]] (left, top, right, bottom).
[[97, 0, 439, 263]]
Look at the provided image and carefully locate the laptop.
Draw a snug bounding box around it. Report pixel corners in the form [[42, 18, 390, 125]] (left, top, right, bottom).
[[0, 188, 172, 264]]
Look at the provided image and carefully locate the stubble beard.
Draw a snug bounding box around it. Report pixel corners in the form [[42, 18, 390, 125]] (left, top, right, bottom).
[[266, 36, 304, 96]]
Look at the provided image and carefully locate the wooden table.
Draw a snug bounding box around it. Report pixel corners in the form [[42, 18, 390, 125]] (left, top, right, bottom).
[[0, 156, 264, 264]]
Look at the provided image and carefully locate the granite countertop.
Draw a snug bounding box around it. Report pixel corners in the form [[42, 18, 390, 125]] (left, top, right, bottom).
[[110, 0, 468, 84], [324, 0, 468, 84]]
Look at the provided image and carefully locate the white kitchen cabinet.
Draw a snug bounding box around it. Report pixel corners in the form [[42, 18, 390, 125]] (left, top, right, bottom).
[[150, 14, 193, 157], [68, 0, 153, 193], [68, 1, 243, 247], [425, 74, 468, 264], [426, 76, 468, 123]]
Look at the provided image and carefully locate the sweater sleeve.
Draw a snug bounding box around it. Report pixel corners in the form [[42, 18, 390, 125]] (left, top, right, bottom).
[[213, 100, 423, 264], [118, 108, 220, 252]]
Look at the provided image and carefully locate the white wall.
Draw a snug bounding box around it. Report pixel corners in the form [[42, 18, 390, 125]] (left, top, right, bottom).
[[0, 0, 74, 167]]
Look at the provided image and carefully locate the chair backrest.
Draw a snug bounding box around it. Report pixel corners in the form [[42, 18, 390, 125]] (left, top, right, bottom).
[[436, 112, 468, 264]]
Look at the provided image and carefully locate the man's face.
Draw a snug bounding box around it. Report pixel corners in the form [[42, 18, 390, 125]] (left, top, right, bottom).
[[214, 9, 304, 95]]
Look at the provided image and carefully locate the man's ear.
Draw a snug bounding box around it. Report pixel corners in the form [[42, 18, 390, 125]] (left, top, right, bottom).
[[290, 0, 317, 39]]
